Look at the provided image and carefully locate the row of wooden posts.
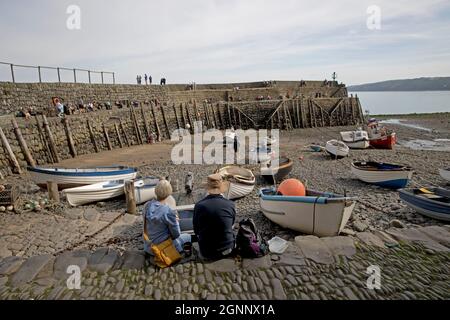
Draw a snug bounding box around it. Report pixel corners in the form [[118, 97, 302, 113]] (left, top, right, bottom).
[[1, 97, 364, 176], [264, 97, 365, 130], [0, 100, 166, 175]]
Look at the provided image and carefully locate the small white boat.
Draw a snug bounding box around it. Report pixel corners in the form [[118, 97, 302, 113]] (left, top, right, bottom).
[[439, 168, 450, 182], [351, 161, 413, 189], [217, 166, 255, 200], [134, 177, 160, 205], [64, 177, 159, 207], [325, 140, 349, 158], [259, 188, 356, 237], [28, 166, 137, 190], [249, 146, 276, 163], [340, 130, 370, 149], [64, 180, 126, 207]]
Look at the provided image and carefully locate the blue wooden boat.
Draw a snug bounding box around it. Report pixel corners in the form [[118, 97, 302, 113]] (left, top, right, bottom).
[[399, 187, 450, 222]]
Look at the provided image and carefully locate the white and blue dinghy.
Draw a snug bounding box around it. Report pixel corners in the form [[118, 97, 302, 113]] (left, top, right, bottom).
[[351, 161, 413, 189], [259, 188, 357, 237], [64, 176, 159, 207], [28, 166, 137, 190], [399, 187, 450, 222]]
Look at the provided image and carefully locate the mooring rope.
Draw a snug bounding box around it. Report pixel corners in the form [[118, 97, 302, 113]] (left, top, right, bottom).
[[53, 211, 126, 256]]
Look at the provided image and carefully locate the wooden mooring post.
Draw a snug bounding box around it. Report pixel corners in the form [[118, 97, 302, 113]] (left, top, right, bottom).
[[115, 123, 124, 148], [125, 180, 137, 215], [130, 108, 143, 145], [140, 103, 151, 140], [63, 117, 77, 158], [35, 116, 53, 163], [216, 104, 224, 129], [11, 118, 36, 167], [103, 124, 112, 150], [47, 181, 60, 203], [173, 103, 181, 130], [150, 102, 162, 141], [120, 120, 131, 147], [180, 103, 187, 128], [42, 115, 60, 163], [185, 104, 194, 133], [87, 119, 99, 153], [0, 126, 22, 174], [160, 103, 171, 138]]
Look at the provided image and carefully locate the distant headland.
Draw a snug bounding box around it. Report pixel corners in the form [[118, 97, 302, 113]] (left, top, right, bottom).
[[348, 77, 450, 92]]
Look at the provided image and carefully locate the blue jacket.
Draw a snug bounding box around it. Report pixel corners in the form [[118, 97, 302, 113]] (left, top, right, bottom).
[[144, 200, 180, 245]]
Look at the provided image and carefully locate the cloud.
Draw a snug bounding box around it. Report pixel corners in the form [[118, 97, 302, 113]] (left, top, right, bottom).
[[1, 0, 449, 83]]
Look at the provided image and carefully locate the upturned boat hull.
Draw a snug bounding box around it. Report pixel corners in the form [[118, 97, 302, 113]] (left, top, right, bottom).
[[351, 161, 413, 189], [28, 166, 137, 190], [399, 188, 450, 222], [259, 189, 356, 237]]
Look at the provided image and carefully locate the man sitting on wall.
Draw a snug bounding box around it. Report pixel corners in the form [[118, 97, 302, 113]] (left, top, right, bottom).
[[193, 174, 236, 261]]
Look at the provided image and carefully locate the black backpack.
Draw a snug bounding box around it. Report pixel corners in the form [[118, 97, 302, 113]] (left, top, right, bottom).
[[236, 218, 268, 258]]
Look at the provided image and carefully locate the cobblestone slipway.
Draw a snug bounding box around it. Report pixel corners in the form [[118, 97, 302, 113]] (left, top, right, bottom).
[[0, 224, 449, 300]]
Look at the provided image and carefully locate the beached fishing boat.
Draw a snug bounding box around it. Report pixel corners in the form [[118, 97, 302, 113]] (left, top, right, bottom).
[[439, 168, 450, 182], [217, 166, 255, 200], [367, 119, 396, 149], [351, 161, 413, 189], [28, 166, 137, 190], [399, 187, 450, 222], [259, 188, 356, 236], [261, 157, 294, 183], [64, 176, 158, 207], [325, 140, 349, 158], [340, 129, 370, 149]]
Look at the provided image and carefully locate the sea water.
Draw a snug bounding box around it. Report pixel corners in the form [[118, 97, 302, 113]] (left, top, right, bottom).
[[349, 91, 450, 115]]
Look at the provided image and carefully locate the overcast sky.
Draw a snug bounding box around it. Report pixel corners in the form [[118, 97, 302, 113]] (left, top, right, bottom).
[[1, 0, 450, 85]]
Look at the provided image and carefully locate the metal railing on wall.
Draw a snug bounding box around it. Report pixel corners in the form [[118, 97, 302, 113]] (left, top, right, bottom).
[[0, 61, 115, 84]]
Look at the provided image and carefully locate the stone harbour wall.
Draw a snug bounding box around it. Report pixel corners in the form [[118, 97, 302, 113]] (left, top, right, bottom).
[[0, 81, 348, 116]]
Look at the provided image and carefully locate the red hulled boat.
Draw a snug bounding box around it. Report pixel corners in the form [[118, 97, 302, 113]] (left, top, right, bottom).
[[367, 119, 396, 149]]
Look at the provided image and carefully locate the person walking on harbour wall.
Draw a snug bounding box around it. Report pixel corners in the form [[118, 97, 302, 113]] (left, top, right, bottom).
[[149, 75, 152, 85], [144, 74, 148, 85]]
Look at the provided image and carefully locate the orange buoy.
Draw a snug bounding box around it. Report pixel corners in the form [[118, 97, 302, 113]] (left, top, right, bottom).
[[277, 178, 306, 196]]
